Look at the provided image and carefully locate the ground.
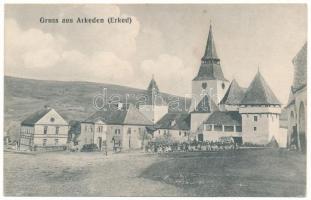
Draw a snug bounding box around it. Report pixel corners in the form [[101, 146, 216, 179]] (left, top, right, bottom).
[[4, 148, 306, 197]]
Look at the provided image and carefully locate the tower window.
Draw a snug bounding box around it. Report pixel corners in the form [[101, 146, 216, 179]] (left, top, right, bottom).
[[202, 82, 207, 89], [222, 82, 225, 89], [254, 127, 257, 131], [254, 116, 258, 122]]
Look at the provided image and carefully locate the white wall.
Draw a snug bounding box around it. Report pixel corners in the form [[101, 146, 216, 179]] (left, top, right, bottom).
[[190, 79, 229, 111]]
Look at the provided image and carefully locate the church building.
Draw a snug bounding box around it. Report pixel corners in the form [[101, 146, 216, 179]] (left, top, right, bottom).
[[189, 24, 282, 145]]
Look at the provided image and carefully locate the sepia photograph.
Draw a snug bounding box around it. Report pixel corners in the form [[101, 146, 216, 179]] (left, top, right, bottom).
[[3, 3, 308, 197]]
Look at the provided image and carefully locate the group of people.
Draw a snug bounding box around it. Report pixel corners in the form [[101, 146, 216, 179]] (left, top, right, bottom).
[[145, 140, 240, 153]]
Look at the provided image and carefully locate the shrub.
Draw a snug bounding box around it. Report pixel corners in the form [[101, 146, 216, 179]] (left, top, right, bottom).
[[81, 144, 99, 152]]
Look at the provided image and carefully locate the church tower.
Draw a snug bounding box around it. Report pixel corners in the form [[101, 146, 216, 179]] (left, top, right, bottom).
[[190, 24, 229, 111], [139, 76, 168, 124]]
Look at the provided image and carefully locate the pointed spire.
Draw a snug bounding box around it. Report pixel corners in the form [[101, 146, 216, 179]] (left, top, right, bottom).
[[201, 23, 219, 61]]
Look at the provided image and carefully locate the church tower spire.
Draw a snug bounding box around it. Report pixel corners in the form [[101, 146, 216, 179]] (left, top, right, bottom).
[[201, 24, 219, 62], [190, 24, 229, 111]]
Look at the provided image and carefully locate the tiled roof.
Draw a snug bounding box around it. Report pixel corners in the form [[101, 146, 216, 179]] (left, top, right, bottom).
[[292, 42, 307, 93], [155, 112, 190, 130], [202, 24, 218, 60], [193, 25, 227, 81], [220, 79, 245, 105], [193, 62, 227, 81], [83, 104, 153, 126], [240, 72, 281, 105], [21, 108, 52, 126], [205, 111, 242, 126], [192, 95, 218, 113]]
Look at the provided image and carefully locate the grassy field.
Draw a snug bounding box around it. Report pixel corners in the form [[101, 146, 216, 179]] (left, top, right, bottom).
[[4, 148, 306, 197]]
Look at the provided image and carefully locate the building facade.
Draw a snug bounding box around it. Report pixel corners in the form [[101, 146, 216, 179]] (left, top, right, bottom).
[[20, 107, 69, 151], [79, 104, 153, 151], [188, 25, 283, 146], [286, 42, 307, 152]]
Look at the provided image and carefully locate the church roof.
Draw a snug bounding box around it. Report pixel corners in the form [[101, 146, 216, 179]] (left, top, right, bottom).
[[193, 62, 227, 81], [220, 79, 245, 105], [144, 77, 167, 106], [240, 71, 281, 105], [155, 112, 190, 130], [202, 24, 219, 60], [192, 95, 218, 113], [83, 104, 153, 126], [292, 42, 307, 93], [21, 108, 52, 126], [147, 77, 159, 93], [193, 24, 227, 81], [205, 111, 241, 126]]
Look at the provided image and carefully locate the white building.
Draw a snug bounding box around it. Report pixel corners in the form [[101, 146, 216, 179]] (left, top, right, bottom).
[[19, 107, 69, 151], [239, 72, 282, 145], [286, 42, 307, 152], [154, 113, 190, 143], [79, 104, 153, 151]]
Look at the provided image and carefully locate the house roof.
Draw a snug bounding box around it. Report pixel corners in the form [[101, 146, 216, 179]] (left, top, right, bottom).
[[193, 25, 227, 81], [155, 112, 190, 130], [292, 42, 307, 93], [21, 108, 52, 126], [83, 104, 153, 126], [220, 79, 245, 105], [204, 111, 242, 126], [192, 95, 218, 113], [240, 71, 281, 105]]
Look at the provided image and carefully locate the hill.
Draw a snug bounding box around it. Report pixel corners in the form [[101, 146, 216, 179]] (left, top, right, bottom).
[[4, 76, 191, 140]]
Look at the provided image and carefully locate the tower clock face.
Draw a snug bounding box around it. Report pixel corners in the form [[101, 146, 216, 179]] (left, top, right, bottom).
[[202, 82, 207, 89]]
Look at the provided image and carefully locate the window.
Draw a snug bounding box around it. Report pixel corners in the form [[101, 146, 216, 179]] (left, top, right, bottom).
[[127, 128, 131, 134], [158, 130, 160, 134], [55, 126, 59, 135], [98, 126, 103, 133], [179, 131, 181, 136], [115, 129, 120, 134], [214, 125, 222, 131], [205, 124, 213, 131], [224, 126, 234, 132], [90, 127, 93, 133], [254, 116, 258, 122], [222, 82, 225, 89], [44, 126, 48, 134], [43, 139, 47, 146], [50, 117, 55, 122], [202, 82, 207, 89], [184, 132, 187, 137], [254, 127, 257, 131], [236, 126, 242, 132], [55, 139, 59, 145]]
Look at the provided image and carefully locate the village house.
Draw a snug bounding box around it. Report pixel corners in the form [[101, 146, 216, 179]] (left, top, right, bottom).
[[78, 103, 153, 151], [286, 42, 307, 152], [153, 112, 191, 143], [19, 107, 69, 151]]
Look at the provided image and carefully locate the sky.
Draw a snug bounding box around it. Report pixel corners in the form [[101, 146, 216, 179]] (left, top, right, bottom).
[[4, 4, 307, 105]]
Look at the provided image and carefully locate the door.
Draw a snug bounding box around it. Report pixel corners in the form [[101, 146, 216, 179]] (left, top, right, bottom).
[[98, 137, 102, 151], [198, 134, 204, 142]]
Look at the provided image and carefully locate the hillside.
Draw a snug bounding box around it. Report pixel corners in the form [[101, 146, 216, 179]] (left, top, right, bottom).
[[4, 76, 191, 140]]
